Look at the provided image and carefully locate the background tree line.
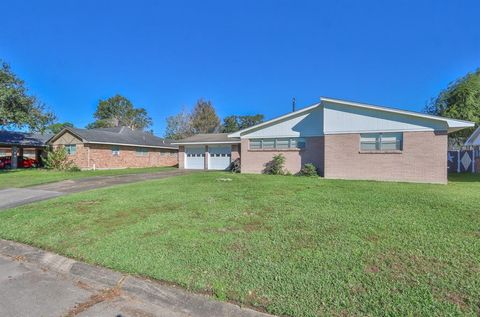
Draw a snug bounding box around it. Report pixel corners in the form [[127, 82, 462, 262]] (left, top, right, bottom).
[[1, 59, 478, 147], [164, 99, 264, 139]]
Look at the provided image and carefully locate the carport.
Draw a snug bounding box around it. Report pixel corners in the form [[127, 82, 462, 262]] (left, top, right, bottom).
[[0, 131, 52, 169]]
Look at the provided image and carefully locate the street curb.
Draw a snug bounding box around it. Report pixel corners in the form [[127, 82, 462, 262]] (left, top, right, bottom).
[[0, 239, 273, 317]]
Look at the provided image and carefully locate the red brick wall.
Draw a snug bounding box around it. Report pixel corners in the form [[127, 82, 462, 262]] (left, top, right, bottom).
[[323, 131, 447, 183], [56, 143, 178, 169], [240, 137, 324, 174], [87, 144, 177, 169]]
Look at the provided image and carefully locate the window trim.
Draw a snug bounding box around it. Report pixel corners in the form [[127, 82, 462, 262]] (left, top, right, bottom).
[[112, 145, 120, 156], [135, 147, 148, 156], [249, 137, 306, 151], [65, 144, 77, 155], [359, 133, 403, 153]]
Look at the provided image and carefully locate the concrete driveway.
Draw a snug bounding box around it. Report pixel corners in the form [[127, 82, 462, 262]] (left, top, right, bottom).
[[0, 169, 191, 211], [0, 239, 270, 317]]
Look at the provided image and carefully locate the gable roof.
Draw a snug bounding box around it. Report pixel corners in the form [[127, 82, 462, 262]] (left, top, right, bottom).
[[48, 127, 178, 149], [227, 102, 321, 138], [321, 97, 474, 133], [172, 133, 240, 144], [0, 131, 53, 147], [465, 126, 480, 146], [228, 97, 474, 138]]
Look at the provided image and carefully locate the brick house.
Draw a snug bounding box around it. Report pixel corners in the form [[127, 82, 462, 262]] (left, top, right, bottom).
[[48, 127, 178, 169], [173, 97, 474, 183]]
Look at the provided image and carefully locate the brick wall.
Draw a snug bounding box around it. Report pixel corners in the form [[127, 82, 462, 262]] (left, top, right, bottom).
[[178, 146, 185, 169], [323, 131, 447, 183], [240, 137, 324, 174], [86, 144, 178, 169]]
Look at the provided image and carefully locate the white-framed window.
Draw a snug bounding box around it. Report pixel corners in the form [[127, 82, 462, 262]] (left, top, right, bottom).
[[360, 133, 403, 151], [112, 146, 120, 156], [0, 149, 6, 157], [65, 144, 76, 155], [249, 138, 306, 150], [136, 147, 148, 156]]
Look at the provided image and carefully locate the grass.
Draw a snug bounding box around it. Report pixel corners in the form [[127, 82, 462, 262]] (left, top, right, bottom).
[[0, 172, 479, 316], [0, 166, 175, 189]]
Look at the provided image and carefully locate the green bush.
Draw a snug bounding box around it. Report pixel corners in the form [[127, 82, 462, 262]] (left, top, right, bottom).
[[264, 154, 286, 175], [44, 147, 78, 171], [299, 163, 318, 176]]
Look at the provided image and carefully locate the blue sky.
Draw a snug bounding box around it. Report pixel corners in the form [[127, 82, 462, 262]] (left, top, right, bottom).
[[1, 1, 479, 136]]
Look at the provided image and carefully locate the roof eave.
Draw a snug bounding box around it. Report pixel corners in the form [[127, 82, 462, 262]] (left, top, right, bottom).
[[228, 102, 321, 138]]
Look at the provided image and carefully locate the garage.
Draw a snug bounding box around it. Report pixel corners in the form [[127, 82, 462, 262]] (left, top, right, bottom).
[[185, 146, 205, 169], [208, 145, 231, 170]]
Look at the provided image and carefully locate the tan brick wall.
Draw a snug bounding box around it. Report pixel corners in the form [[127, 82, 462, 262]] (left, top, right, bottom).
[[178, 146, 185, 169], [231, 144, 240, 162], [323, 131, 447, 183], [240, 137, 324, 174]]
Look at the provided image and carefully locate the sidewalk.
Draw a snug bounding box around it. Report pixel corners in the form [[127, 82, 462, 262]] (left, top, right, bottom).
[[0, 239, 272, 317]]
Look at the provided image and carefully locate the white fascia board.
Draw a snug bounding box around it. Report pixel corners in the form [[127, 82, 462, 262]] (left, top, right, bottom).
[[85, 141, 177, 149], [323, 128, 444, 135], [170, 141, 241, 145], [321, 97, 475, 131], [228, 103, 321, 138]]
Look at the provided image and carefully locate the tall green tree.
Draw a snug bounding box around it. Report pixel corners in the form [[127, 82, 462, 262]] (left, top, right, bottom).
[[164, 108, 194, 140], [221, 114, 264, 132], [191, 99, 220, 134], [0, 61, 55, 131], [222, 115, 240, 133], [425, 68, 480, 147], [87, 94, 152, 130], [47, 122, 74, 134]]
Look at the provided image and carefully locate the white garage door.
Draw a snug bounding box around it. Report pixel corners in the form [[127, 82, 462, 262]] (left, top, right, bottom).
[[185, 146, 205, 169], [208, 146, 231, 170]]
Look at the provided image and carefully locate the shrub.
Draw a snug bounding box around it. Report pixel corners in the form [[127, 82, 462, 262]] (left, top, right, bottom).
[[44, 147, 78, 171], [68, 165, 81, 172], [229, 158, 241, 173], [299, 163, 318, 176], [264, 154, 286, 175]]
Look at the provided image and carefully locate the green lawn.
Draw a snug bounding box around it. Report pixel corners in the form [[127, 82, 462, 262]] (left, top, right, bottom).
[[0, 166, 175, 189], [0, 173, 479, 316]]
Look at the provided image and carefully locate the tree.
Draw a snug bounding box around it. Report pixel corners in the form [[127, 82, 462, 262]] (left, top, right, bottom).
[[164, 108, 194, 140], [425, 69, 480, 147], [190, 99, 220, 134], [87, 94, 152, 130], [0, 61, 55, 131], [221, 114, 264, 133], [222, 115, 240, 133], [47, 122, 74, 134]]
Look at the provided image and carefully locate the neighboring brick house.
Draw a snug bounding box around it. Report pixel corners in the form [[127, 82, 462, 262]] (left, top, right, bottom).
[[173, 97, 474, 183], [0, 131, 53, 168], [48, 127, 178, 169]]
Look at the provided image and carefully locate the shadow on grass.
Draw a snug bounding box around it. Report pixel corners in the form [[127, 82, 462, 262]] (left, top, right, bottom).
[[448, 173, 480, 183]]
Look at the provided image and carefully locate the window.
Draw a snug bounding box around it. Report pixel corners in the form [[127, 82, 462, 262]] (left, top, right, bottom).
[[250, 139, 262, 149], [360, 133, 403, 151], [136, 147, 148, 156], [249, 138, 306, 150], [65, 144, 76, 155], [112, 146, 120, 156], [0, 149, 6, 157]]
